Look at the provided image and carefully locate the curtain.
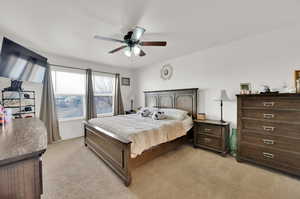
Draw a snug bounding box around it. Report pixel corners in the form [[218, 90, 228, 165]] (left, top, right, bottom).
[[86, 69, 96, 120], [113, 73, 125, 115], [40, 65, 61, 144]]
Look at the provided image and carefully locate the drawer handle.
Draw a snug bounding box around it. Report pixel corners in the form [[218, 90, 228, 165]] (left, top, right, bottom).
[[262, 139, 274, 145], [204, 128, 212, 132], [262, 152, 274, 159], [263, 102, 275, 107], [263, 114, 274, 119], [263, 126, 275, 132], [204, 138, 211, 142]]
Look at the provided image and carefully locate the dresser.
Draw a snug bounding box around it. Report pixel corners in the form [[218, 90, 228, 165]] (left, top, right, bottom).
[[193, 119, 230, 156], [237, 94, 300, 176], [0, 118, 47, 199]]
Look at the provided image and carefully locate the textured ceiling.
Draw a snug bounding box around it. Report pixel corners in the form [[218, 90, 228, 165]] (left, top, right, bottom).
[[0, 0, 300, 68]]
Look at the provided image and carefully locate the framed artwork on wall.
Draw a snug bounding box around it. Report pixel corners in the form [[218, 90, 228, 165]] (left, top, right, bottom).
[[121, 77, 130, 86]]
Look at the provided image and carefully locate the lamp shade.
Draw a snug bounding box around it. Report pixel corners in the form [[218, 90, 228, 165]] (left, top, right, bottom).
[[215, 89, 231, 101]]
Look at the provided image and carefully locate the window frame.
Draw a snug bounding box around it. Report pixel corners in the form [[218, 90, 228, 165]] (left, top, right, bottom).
[[51, 68, 86, 121], [93, 72, 115, 117]]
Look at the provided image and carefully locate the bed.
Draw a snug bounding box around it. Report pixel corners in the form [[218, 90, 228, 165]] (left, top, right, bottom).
[[83, 88, 198, 186]]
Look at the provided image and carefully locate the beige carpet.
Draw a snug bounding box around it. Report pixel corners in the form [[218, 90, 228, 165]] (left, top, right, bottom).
[[42, 137, 300, 199]]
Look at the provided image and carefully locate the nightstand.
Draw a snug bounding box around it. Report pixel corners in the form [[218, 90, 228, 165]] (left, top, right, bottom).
[[125, 110, 137, 115], [193, 119, 230, 156]]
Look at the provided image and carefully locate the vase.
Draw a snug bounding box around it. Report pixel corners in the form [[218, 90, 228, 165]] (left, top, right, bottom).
[[230, 128, 237, 156]]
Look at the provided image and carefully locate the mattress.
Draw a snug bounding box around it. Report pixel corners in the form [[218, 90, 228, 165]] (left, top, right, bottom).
[[88, 114, 193, 158]]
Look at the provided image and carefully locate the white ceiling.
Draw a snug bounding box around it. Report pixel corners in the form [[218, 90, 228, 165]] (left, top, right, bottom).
[[0, 0, 300, 68]]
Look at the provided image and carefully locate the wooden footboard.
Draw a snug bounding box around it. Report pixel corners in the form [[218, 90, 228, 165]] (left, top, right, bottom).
[[83, 121, 132, 186]]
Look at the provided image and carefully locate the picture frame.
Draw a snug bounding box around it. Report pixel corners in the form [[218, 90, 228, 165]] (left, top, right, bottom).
[[240, 83, 251, 94], [121, 77, 130, 86]]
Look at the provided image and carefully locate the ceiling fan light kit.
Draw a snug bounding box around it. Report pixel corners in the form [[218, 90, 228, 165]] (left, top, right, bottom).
[[123, 46, 141, 57], [133, 46, 141, 56], [94, 26, 167, 57], [124, 47, 132, 57]]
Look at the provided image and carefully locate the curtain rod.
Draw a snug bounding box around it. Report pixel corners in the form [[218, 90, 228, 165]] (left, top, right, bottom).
[[48, 63, 118, 76]]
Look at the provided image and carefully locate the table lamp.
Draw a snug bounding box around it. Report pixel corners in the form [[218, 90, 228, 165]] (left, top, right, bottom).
[[215, 89, 230, 123]]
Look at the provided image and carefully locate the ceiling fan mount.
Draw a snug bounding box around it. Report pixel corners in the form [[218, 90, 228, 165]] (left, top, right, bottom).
[[94, 26, 167, 57]]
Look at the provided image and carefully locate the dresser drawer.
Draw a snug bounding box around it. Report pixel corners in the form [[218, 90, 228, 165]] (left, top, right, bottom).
[[194, 124, 222, 137], [242, 119, 300, 138], [241, 131, 300, 153], [239, 143, 300, 171], [242, 109, 300, 123], [195, 134, 222, 150], [242, 97, 300, 110]]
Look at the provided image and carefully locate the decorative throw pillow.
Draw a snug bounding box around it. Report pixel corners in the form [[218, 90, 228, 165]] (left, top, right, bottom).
[[152, 110, 166, 120], [138, 108, 152, 117]]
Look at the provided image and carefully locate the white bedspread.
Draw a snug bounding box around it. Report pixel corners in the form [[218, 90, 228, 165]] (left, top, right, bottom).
[[88, 114, 193, 158]]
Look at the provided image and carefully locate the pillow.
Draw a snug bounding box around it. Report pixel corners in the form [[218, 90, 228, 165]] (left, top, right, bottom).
[[152, 110, 166, 120], [137, 108, 152, 117], [160, 108, 188, 120]]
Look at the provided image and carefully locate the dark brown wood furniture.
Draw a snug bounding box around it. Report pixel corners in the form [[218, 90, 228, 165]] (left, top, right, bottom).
[[84, 88, 198, 186], [193, 119, 230, 156], [0, 118, 47, 199], [237, 93, 300, 176]]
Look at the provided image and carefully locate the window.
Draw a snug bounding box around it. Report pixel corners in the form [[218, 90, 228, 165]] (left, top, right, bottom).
[[52, 70, 86, 120], [93, 73, 115, 116]]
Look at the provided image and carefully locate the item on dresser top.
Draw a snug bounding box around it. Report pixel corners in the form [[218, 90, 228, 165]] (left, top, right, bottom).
[[259, 85, 271, 93], [197, 113, 206, 120], [279, 82, 288, 93], [288, 87, 296, 93], [236, 94, 300, 177], [214, 89, 231, 123], [240, 83, 251, 94]]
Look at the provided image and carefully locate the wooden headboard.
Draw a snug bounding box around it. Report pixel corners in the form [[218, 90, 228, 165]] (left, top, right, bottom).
[[144, 88, 198, 119]]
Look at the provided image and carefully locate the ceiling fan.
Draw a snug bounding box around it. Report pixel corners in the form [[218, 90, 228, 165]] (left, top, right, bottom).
[[94, 26, 167, 57]]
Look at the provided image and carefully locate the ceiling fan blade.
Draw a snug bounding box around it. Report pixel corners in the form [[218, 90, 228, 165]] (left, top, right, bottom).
[[94, 35, 124, 43], [139, 49, 146, 56], [140, 41, 167, 46], [131, 26, 146, 41], [108, 45, 127, 54]]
